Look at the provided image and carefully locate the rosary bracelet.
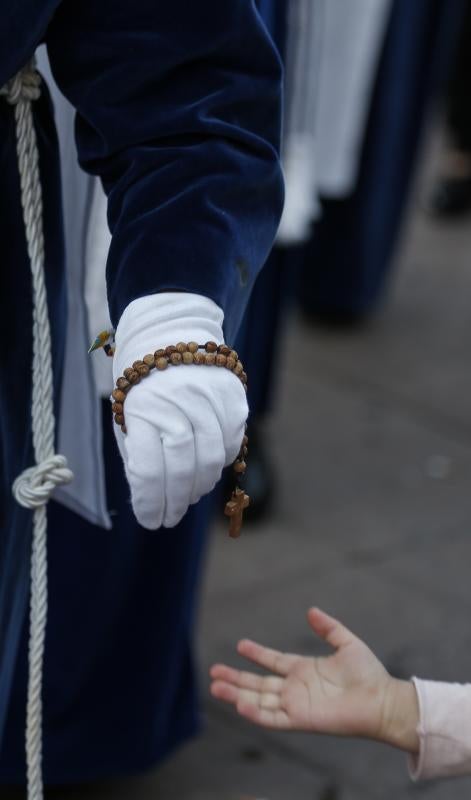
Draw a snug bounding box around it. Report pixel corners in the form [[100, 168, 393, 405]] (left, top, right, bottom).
[[110, 340, 249, 538]]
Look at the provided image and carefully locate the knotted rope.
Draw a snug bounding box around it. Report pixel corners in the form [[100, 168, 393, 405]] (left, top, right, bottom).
[[1, 62, 73, 800]]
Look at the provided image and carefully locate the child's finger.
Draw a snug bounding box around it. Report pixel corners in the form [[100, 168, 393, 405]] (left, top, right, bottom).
[[308, 607, 355, 650], [210, 664, 283, 694], [210, 680, 258, 706], [237, 700, 291, 730], [210, 679, 239, 705], [211, 680, 280, 711], [237, 639, 299, 676]]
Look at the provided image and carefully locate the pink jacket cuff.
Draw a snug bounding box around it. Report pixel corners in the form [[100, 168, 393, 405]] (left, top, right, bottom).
[[408, 677, 471, 781]]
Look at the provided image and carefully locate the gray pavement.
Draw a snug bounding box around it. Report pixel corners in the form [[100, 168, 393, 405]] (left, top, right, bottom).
[[152, 140, 471, 798], [5, 141, 471, 799]]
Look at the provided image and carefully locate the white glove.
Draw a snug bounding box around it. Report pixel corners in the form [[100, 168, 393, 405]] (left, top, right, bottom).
[[113, 292, 248, 530]]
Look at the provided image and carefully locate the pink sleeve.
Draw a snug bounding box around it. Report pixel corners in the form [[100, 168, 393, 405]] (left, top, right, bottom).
[[408, 678, 471, 780]]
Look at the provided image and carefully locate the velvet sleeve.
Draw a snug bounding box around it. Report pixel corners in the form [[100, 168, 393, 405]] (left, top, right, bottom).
[[45, 0, 284, 341]]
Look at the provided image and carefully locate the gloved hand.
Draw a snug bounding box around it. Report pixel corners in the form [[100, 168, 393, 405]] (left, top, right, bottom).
[[113, 292, 248, 529]]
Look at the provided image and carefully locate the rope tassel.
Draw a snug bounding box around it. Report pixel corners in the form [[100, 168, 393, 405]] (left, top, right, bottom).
[[1, 62, 73, 800]]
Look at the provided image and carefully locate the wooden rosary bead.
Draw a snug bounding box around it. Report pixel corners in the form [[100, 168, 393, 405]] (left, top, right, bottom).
[[205, 352, 216, 365], [135, 363, 150, 377], [112, 402, 123, 414], [240, 371, 247, 384], [218, 344, 231, 356], [234, 460, 247, 474], [229, 350, 238, 361], [165, 345, 177, 356], [112, 389, 126, 403], [116, 377, 130, 391], [175, 342, 188, 354], [225, 356, 236, 371], [216, 354, 227, 367], [114, 413, 125, 425], [154, 348, 166, 360], [233, 361, 243, 376], [143, 354, 155, 368], [205, 341, 218, 353], [193, 351, 205, 365], [122, 368, 139, 383], [121, 424, 127, 434], [132, 360, 144, 369], [156, 357, 168, 371], [170, 352, 182, 365], [188, 341, 199, 353], [182, 351, 194, 365]]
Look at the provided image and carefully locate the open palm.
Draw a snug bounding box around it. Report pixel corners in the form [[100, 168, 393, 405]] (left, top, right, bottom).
[[210, 608, 391, 739]]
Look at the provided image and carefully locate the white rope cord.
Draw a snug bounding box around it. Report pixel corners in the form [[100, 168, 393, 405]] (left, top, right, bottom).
[[1, 63, 73, 800]]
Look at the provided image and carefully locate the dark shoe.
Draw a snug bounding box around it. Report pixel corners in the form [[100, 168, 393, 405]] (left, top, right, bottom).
[[428, 176, 471, 218], [300, 307, 369, 330]]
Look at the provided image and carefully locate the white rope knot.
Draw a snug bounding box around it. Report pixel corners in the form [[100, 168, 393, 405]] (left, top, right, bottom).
[[0, 64, 41, 105], [13, 455, 73, 510]]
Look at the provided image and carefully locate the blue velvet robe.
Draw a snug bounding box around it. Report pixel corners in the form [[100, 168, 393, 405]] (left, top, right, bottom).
[[0, 0, 283, 783]]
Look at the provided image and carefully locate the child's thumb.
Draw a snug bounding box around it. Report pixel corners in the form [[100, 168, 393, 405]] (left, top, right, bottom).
[[307, 607, 355, 650]]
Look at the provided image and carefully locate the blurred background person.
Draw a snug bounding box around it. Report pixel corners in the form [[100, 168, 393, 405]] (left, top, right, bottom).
[[239, 0, 466, 523], [297, 0, 466, 324], [429, 0, 471, 217]]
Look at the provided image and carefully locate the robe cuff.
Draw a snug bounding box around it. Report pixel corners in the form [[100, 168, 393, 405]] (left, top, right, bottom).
[[408, 677, 471, 781]]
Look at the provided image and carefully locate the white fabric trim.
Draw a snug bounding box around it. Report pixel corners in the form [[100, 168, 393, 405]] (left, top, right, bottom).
[[278, 0, 392, 245], [36, 49, 112, 529]]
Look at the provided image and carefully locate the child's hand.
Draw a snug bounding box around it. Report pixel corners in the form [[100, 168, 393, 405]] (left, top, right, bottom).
[[210, 608, 419, 752]]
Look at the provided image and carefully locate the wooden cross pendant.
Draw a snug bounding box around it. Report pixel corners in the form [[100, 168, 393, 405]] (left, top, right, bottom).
[[224, 487, 250, 538]]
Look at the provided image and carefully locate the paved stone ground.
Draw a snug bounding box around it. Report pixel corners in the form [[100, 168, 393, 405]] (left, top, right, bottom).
[[143, 134, 471, 799], [5, 136, 471, 800]]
